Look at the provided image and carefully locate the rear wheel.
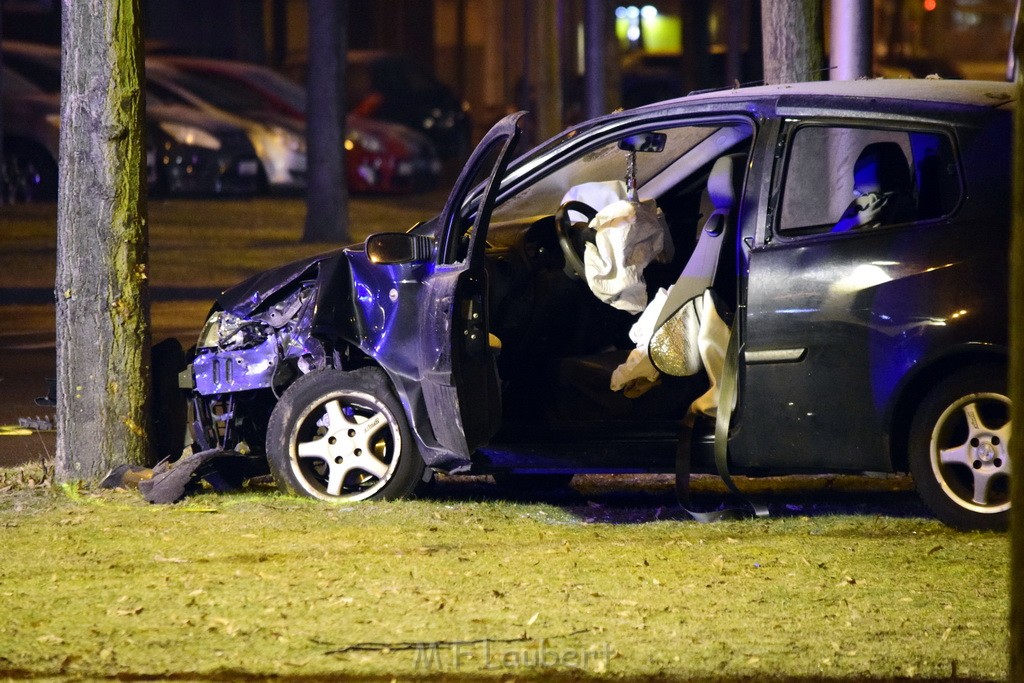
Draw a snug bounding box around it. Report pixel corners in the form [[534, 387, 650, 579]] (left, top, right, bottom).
[[908, 365, 1010, 531], [266, 367, 425, 502]]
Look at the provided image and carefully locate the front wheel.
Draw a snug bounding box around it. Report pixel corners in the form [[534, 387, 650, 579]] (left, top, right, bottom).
[[266, 367, 425, 502], [908, 365, 1010, 531]]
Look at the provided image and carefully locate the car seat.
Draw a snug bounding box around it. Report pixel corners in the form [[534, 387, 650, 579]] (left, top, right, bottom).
[[551, 153, 746, 424], [832, 141, 917, 232]]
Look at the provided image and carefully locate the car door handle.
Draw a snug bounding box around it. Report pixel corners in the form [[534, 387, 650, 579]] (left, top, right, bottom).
[[744, 348, 807, 364]]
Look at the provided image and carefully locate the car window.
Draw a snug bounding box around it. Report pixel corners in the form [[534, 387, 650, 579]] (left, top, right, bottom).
[[778, 124, 961, 236], [238, 66, 307, 112], [158, 68, 268, 113], [146, 79, 193, 108], [490, 124, 739, 223]]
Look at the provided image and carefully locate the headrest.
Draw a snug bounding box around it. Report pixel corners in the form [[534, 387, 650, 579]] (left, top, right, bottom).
[[853, 142, 911, 195], [706, 154, 746, 210]]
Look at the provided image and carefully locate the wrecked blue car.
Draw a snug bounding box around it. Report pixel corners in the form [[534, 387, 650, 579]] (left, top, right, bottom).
[[178, 79, 1013, 530]]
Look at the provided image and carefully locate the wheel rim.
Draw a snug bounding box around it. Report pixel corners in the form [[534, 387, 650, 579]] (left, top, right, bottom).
[[929, 391, 1011, 515], [289, 389, 402, 501]]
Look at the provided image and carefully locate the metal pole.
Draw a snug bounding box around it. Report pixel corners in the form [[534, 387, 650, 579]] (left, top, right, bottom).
[[830, 0, 872, 80], [583, 0, 605, 119]]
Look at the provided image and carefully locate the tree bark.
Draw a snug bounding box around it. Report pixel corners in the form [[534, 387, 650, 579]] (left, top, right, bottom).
[[760, 0, 824, 84], [583, 0, 605, 120], [530, 0, 563, 142], [1010, 8, 1024, 679], [681, 0, 712, 92], [1, 5, 6, 201], [302, 0, 349, 244], [56, 0, 151, 481]]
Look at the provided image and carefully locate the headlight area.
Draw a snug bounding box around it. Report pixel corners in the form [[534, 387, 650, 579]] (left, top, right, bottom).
[[159, 122, 222, 150], [251, 125, 307, 187], [192, 284, 325, 396]]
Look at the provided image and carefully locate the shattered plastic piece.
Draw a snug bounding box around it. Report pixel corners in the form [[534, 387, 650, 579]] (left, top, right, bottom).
[[100, 464, 154, 490], [137, 449, 229, 504], [136, 449, 259, 504]]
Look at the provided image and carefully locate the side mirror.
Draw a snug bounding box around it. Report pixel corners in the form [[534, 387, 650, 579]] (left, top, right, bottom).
[[618, 132, 667, 154], [365, 232, 435, 265]]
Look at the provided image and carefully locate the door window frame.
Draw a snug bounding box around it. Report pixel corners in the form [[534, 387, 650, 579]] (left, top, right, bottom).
[[764, 118, 965, 245]]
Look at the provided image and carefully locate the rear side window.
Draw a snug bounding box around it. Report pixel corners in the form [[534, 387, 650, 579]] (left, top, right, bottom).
[[778, 125, 961, 236]]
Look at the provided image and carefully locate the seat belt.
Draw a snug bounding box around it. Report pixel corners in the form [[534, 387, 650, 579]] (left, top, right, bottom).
[[674, 316, 770, 520]]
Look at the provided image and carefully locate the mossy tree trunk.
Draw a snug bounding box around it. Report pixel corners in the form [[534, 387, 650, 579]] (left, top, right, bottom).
[[760, 0, 824, 84], [56, 0, 151, 482], [302, 0, 349, 243], [1010, 12, 1024, 679]]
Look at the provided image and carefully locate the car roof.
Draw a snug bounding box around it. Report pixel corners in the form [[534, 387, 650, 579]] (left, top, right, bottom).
[[654, 78, 1015, 112]]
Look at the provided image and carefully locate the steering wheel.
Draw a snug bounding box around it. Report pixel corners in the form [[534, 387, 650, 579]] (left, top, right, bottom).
[[554, 200, 598, 280]]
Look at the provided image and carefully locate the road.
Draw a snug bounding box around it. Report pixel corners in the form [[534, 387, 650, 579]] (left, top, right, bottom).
[[0, 307, 204, 467]]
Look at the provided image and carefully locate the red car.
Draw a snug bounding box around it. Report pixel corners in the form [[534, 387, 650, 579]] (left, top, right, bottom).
[[155, 56, 440, 194]]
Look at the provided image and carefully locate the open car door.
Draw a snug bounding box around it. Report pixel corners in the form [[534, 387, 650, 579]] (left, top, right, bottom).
[[417, 112, 523, 465]]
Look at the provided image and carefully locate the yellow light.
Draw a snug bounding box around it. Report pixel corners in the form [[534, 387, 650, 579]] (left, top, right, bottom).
[[344, 139, 355, 151]]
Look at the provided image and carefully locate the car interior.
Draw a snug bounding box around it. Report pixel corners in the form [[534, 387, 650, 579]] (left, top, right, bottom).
[[481, 122, 754, 438]]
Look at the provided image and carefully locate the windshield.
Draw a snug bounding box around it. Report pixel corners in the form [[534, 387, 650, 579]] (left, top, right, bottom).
[[490, 124, 726, 222], [157, 67, 269, 113], [243, 67, 307, 112]]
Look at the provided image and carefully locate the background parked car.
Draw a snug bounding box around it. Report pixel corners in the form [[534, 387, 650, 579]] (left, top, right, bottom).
[[156, 56, 441, 194], [2, 41, 262, 198], [146, 60, 307, 193], [1, 67, 60, 202], [346, 50, 472, 158]]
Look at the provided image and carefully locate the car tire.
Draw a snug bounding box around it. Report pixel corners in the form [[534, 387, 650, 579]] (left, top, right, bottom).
[[265, 367, 424, 502], [150, 337, 188, 463], [908, 364, 1010, 531]]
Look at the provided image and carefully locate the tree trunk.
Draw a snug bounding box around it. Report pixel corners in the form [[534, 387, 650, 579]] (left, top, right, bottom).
[[760, 0, 824, 84], [1, 5, 6, 202], [56, 0, 151, 482], [583, 0, 605, 120], [1010, 9, 1024, 679], [530, 0, 563, 142], [302, 0, 349, 244], [681, 0, 712, 92]]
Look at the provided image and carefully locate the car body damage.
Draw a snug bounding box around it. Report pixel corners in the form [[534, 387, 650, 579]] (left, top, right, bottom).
[[173, 83, 1016, 530], [187, 220, 488, 472]]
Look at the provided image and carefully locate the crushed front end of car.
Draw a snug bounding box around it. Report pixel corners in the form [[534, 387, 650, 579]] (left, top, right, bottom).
[[183, 249, 353, 458]]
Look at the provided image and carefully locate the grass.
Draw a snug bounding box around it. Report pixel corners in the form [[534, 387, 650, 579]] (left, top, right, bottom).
[[0, 466, 1008, 682]]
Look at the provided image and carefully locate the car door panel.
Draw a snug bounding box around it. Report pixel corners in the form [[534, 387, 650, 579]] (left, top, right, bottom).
[[416, 113, 523, 465]]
